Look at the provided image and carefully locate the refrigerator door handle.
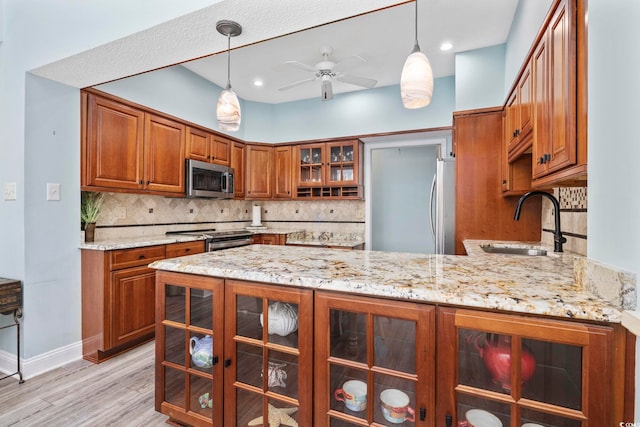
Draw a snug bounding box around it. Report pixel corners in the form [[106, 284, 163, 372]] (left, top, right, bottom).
[[429, 172, 437, 241]]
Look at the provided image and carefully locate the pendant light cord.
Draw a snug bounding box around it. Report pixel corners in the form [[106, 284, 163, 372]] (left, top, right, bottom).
[[226, 34, 232, 90], [413, 0, 421, 53]]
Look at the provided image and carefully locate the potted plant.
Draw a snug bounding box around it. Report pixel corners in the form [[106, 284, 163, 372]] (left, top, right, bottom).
[[81, 191, 105, 242]]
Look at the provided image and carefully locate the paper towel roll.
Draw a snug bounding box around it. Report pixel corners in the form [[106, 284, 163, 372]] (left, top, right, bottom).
[[252, 205, 262, 226]]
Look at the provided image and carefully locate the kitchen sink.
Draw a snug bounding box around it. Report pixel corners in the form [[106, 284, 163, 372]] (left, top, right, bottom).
[[480, 244, 548, 256]]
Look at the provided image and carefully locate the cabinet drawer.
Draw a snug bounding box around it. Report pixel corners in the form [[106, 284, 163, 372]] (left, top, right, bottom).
[[166, 240, 205, 258], [110, 245, 166, 270]]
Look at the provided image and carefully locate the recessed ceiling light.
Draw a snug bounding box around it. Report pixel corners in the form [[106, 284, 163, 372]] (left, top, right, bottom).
[[440, 42, 453, 52], [253, 79, 264, 87]]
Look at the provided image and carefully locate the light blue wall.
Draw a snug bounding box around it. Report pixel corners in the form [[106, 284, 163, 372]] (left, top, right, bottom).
[[503, 0, 553, 95], [96, 66, 247, 139], [99, 71, 455, 143], [24, 74, 82, 354], [270, 78, 455, 142], [587, 1, 640, 414], [455, 44, 506, 110], [0, 0, 222, 360]]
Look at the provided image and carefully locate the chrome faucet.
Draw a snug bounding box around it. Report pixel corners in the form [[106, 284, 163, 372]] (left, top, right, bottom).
[[514, 191, 567, 252]]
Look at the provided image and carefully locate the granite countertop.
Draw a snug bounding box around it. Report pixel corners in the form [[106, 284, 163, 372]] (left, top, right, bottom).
[[150, 240, 623, 323], [80, 234, 205, 251], [285, 231, 365, 248], [79, 229, 363, 251]]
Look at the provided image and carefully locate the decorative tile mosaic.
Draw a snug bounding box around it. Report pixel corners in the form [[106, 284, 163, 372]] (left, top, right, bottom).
[[540, 187, 588, 256], [558, 187, 587, 210]]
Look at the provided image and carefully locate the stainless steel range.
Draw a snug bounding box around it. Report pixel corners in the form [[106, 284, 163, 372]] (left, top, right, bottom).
[[167, 229, 253, 251]]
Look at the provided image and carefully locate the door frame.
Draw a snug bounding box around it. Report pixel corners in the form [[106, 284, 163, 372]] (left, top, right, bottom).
[[362, 132, 450, 251]]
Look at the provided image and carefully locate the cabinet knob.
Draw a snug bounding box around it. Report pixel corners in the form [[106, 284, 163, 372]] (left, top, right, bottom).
[[502, 179, 507, 185], [185, 248, 191, 253], [138, 255, 145, 259], [539, 156, 546, 164], [224, 358, 232, 368], [419, 407, 426, 421], [146, 180, 150, 185], [139, 180, 143, 185]]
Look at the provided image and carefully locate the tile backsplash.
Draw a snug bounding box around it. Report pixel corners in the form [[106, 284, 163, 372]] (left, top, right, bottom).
[[541, 187, 587, 255], [94, 193, 365, 240]]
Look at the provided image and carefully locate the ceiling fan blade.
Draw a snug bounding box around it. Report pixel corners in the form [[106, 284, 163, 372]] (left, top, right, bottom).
[[337, 74, 377, 88], [283, 60, 317, 73], [332, 55, 366, 73], [278, 77, 316, 91]]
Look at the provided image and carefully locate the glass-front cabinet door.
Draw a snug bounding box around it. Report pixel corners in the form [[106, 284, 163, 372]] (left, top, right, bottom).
[[155, 272, 225, 427], [437, 308, 616, 427], [315, 292, 435, 426], [297, 143, 325, 187], [224, 280, 313, 427], [327, 141, 358, 186]]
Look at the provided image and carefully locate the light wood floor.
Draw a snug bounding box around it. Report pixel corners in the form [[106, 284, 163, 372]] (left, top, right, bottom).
[[0, 341, 169, 426]]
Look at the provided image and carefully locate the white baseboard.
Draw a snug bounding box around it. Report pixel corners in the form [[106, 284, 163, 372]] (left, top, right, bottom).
[[0, 341, 83, 380]]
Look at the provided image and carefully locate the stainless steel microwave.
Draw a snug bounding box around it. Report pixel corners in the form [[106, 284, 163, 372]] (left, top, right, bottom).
[[185, 159, 234, 199]]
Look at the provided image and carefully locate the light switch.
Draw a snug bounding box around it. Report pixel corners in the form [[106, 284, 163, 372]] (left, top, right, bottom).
[[3, 182, 16, 201], [47, 183, 61, 201]]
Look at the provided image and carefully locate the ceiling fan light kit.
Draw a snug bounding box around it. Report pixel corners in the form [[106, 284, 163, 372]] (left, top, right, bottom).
[[216, 19, 242, 132], [401, 0, 434, 109]]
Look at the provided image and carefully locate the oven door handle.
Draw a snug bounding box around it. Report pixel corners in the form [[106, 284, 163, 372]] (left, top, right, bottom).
[[207, 237, 253, 251]]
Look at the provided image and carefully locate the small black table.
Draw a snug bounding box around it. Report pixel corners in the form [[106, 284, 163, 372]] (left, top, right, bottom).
[[0, 278, 24, 383]]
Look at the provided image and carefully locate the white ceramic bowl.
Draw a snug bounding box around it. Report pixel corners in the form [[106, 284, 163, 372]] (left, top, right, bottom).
[[465, 409, 503, 427]]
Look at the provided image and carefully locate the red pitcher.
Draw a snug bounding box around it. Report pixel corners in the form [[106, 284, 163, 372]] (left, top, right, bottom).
[[474, 334, 536, 390]]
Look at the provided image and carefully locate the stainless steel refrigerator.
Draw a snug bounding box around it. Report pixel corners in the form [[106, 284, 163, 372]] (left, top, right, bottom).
[[430, 157, 456, 254]]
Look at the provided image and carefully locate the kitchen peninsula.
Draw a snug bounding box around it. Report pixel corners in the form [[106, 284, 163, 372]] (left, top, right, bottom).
[[150, 243, 633, 427]]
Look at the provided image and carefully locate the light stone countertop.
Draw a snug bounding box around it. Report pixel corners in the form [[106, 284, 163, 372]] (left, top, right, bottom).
[[149, 240, 623, 323], [79, 229, 361, 250], [80, 234, 205, 251]]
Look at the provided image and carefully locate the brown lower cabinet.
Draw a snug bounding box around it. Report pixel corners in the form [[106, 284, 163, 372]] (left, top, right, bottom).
[[81, 240, 204, 363], [153, 275, 632, 426], [252, 233, 287, 245]]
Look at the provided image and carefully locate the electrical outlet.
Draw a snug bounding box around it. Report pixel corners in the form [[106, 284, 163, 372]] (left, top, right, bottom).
[[3, 182, 16, 201], [47, 183, 61, 201]]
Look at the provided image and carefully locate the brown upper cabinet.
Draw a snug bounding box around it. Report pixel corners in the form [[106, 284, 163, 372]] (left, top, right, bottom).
[[245, 144, 273, 199], [186, 126, 230, 166], [505, 59, 533, 160], [83, 92, 185, 196], [82, 90, 364, 201], [293, 140, 363, 199], [230, 140, 246, 199], [532, 0, 577, 181], [503, 0, 585, 190], [274, 145, 293, 198]]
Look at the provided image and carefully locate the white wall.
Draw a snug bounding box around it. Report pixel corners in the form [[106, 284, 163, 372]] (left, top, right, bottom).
[[587, 0, 640, 417]]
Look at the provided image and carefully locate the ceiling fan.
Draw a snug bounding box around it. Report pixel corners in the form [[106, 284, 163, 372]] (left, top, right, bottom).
[[278, 46, 377, 101]]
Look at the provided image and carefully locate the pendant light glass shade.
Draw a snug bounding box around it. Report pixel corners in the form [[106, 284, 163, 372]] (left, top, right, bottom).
[[401, 1, 434, 109], [217, 86, 241, 131], [401, 44, 433, 109], [216, 20, 242, 131]]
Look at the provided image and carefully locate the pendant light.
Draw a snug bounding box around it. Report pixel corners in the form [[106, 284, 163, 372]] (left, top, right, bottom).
[[400, 0, 433, 109], [216, 20, 242, 132]]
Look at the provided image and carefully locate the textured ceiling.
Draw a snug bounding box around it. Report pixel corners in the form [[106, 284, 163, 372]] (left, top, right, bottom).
[[31, 0, 520, 104]]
